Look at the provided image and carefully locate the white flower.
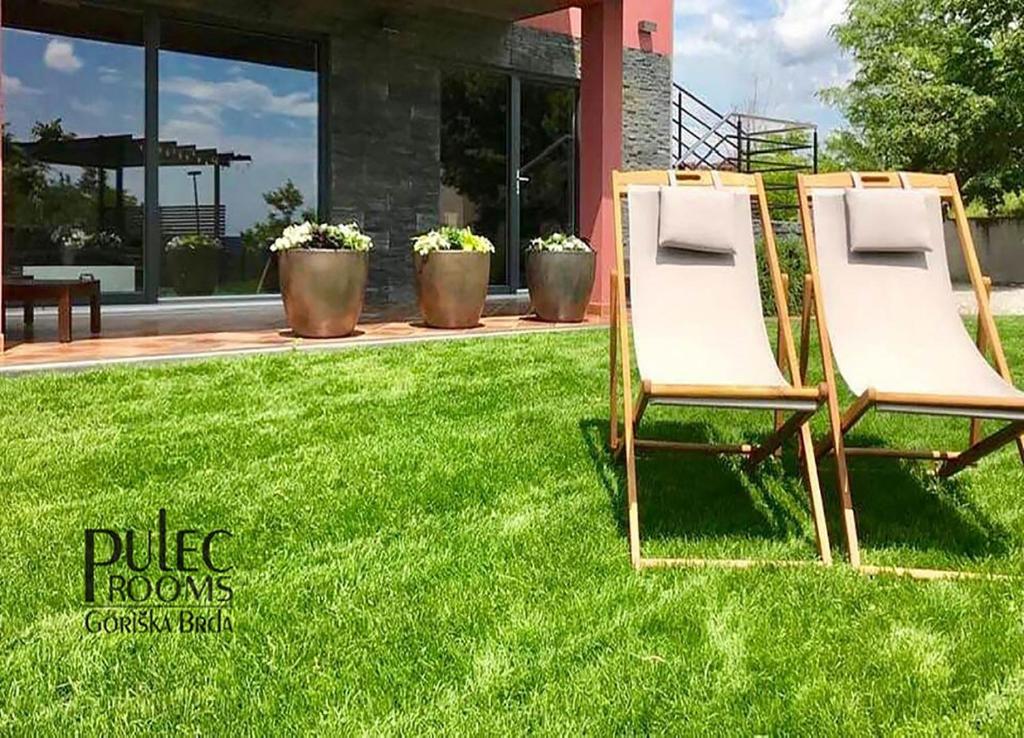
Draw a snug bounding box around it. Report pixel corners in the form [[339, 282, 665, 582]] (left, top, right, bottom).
[[271, 222, 314, 252], [51, 225, 89, 250], [412, 230, 449, 255], [412, 226, 495, 255], [322, 222, 373, 251], [167, 234, 220, 251], [528, 233, 591, 253], [271, 221, 373, 252]]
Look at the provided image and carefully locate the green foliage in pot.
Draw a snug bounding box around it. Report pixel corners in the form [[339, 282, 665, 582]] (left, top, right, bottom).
[[167, 234, 222, 253], [165, 234, 222, 296], [412, 226, 495, 255], [527, 233, 592, 253], [270, 222, 373, 253]]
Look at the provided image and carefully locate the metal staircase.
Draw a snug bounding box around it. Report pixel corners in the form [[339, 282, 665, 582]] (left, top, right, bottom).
[[671, 83, 818, 216]]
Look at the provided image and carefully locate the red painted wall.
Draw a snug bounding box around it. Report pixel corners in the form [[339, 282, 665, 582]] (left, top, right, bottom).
[[1, 0, 5, 352], [519, 0, 673, 56]]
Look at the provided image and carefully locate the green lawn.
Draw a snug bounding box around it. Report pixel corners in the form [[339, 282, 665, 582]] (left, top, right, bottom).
[[3, 323, 1024, 734]]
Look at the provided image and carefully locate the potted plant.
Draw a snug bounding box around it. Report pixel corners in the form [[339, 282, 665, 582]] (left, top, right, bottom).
[[526, 233, 595, 323], [272, 222, 373, 338], [412, 226, 494, 329], [166, 234, 222, 296], [81, 230, 124, 264], [51, 225, 89, 265]]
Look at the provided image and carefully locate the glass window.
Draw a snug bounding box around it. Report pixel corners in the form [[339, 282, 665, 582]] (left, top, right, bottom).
[[440, 70, 509, 286], [2, 5, 145, 296], [158, 21, 318, 296], [519, 81, 577, 284]]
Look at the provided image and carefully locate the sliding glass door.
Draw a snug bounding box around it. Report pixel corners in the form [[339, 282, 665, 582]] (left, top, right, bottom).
[[440, 70, 510, 286], [517, 80, 577, 287], [440, 70, 577, 291]]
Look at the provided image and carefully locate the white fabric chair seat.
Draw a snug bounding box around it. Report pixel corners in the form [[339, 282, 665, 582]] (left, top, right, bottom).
[[811, 189, 1024, 421], [628, 185, 807, 411]]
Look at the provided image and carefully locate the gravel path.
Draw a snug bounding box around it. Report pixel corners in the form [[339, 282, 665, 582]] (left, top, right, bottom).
[[954, 285, 1024, 315]]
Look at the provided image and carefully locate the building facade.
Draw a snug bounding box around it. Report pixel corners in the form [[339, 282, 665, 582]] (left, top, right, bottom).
[[0, 0, 672, 344]]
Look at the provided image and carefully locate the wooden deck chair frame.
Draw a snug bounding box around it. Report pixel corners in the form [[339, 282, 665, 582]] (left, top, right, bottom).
[[609, 169, 833, 570], [796, 171, 1024, 580]]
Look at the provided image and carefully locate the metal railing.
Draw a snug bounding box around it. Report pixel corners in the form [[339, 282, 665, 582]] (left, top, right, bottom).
[[671, 83, 818, 214]]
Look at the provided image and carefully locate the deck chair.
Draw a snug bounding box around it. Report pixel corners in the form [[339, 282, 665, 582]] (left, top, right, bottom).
[[609, 169, 833, 570], [797, 171, 1024, 579]]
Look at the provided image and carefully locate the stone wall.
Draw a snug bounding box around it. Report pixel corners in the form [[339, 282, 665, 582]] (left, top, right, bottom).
[[751, 216, 1024, 286], [944, 218, 1024, 285], [623, 47, 672, 171], [328, 37, 443, 303]]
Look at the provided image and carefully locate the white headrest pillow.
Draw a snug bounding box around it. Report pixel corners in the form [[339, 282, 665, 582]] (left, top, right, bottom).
[[657, 187, 737, 255], [844, 188, 932, 253]]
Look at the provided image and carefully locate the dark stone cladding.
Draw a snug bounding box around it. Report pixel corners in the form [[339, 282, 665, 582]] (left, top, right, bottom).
[[623, 47, 672, 172]]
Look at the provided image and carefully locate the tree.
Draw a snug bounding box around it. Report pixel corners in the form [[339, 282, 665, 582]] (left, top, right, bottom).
[[240, 180, 315, 252], [31, 118, 74, 143], [822, 0, 1024, 209], [3, 118, 128, 235], [263, 180, 306, 224], [439, 72, 510, 243]]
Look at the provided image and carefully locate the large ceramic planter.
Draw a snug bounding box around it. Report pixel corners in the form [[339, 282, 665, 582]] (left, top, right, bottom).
[[279, 249, 369, 338], [526, 250, 596, 323], [166, 247, 220, 296], [414, 251, 490, 329]]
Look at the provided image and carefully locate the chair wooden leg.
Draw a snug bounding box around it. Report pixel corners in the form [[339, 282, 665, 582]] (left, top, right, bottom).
[[633, 389, 649, 430], [609, 264, 641, 568], [746, 409, 814, 468], [799, 275, 814, 385], [818, 364, 861, 567], [939, 420, 1024, 478], [622, 372, 641, 569], [609, 271, 620, 454], [625, 428, 641, 569], [798, 423, 833, 565], [774, 273, 790, 442], [815, 389, 875, 458], [90, 288, 102, 335]]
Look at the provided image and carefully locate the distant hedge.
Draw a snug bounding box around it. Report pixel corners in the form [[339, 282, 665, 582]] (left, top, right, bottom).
[[757, 235, 808, 317]]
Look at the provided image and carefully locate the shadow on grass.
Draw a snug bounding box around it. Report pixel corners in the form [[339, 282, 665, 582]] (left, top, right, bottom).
[[579, 417, 812, 547], [819, 433, 1013, 560], [580, 419, 1013, 561]]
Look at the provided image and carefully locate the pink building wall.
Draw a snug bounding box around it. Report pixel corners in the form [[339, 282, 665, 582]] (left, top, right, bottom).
[[519, 1, 673, 56]]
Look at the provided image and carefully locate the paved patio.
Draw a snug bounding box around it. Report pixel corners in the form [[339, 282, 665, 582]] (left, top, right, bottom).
[[2, 285, 1018, 375], [0, 295, 605, 374]]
